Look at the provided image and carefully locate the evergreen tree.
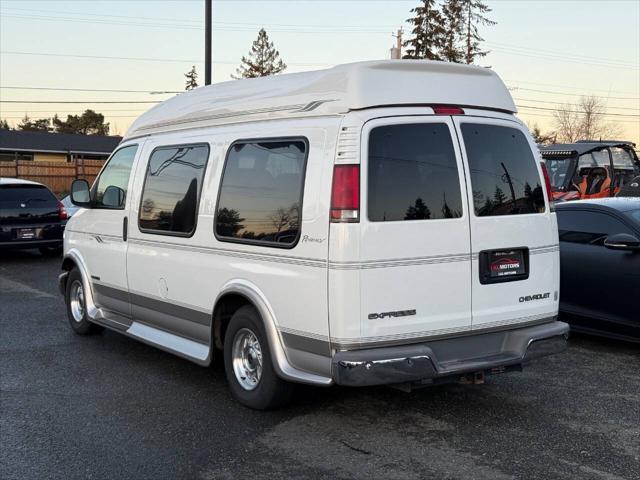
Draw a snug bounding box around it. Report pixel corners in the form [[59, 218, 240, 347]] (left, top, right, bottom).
[[405, 198, 432, 219], [462, 0, 496, 64], [403, 0, 445, 60], [0, 119, 12, 130], [441, 0, 465, 62], [17, 115, 52, 132], [184, 65, 199, 90], [53, 110, 110, 135], [233, 28, 287, 79], [493, 186, 507, 205]]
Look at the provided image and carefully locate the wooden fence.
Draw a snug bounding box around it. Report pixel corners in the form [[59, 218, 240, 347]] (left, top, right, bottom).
[[0, 159, 104, 196]]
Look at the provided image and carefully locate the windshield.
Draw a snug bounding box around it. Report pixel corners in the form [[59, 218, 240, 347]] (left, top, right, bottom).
[[545, 158, 572, 190]]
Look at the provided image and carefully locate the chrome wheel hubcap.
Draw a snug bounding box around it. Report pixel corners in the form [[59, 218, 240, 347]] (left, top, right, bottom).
[[232, 328, 263, 391], [70, 280, 85, 323]]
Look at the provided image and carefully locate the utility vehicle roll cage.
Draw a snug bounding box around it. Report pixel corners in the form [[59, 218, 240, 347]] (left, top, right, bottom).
[[540, 141, 640, 201]]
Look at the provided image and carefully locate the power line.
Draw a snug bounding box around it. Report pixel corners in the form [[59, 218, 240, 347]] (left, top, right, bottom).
[[0, 86, 179, 94], [0, 12, 392, 34], [0, 6, 396, 29], [0, 50, 332, 67], [491, 47, 639, 70], [509, 86, 639, 101], [2, 115, 139, 119], [487, 42, 638, 68], [516, 104, 640, 118], [505, 78, 638, 96], [512, 98, 640, 111], [1, 100, 161, 104]]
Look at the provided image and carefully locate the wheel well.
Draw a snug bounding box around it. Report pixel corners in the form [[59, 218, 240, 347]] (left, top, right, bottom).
[[212, 293, 252, 350], [61, 257, 76, 272]]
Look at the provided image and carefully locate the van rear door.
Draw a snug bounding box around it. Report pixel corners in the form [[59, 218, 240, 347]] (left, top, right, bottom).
[[454, 117, 558, 329], [356, 117, 472, 345]]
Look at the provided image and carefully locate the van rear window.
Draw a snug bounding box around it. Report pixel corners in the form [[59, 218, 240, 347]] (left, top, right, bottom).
[[368, 123, 463, 222], [461, 124, 545, 217]]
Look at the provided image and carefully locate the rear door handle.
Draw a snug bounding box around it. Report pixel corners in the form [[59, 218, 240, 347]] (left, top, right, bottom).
[[123, 216, 128, 242]]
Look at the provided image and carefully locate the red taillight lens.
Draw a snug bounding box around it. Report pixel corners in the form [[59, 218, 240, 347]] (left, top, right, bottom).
[[432, 105, 465, 115], [330, 164, 360, 223], [540, 162, 555, 211], [58, 201, 68, 220]]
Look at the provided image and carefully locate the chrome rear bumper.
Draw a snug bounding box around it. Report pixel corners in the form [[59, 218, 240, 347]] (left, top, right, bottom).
[[332, 321, 569, 387]]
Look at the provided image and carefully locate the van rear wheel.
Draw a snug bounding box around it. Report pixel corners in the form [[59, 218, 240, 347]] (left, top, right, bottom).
[[223, 305, 294, 410], [65, 268, 103, 335]]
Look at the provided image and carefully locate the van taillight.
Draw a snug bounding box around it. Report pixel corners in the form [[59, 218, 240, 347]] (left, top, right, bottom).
[[58, 201, 68, 220], [432, 105, 465, 115], [330, 164, 360, 223], [540, 162, 555, 211]]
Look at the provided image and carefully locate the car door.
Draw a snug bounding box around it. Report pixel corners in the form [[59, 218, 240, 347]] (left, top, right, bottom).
[[454, 117, 558, 330], [72, 143, 141, 323], [358, 117, 472, 341], [557, 208, 639, 329]]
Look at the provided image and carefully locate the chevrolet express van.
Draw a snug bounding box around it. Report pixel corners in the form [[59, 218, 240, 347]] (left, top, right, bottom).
[[60, 61, 569, 409]]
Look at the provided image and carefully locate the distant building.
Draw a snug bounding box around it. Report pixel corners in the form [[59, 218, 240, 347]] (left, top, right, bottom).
[[0, 130, 122, 163]]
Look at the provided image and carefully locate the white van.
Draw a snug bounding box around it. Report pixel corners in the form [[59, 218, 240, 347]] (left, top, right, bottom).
[[60, 61, 569, 409]]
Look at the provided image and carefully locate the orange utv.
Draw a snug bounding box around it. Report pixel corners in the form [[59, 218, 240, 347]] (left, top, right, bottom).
[[540, 141, 639, 202]]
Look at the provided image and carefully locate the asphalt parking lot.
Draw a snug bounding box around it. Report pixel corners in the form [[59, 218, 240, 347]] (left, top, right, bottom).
[[1, 250, 639, 480]]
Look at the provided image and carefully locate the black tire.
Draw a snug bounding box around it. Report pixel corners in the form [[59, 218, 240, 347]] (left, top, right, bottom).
[[65, 268, 103, 335], [223, 305, 294, 410]]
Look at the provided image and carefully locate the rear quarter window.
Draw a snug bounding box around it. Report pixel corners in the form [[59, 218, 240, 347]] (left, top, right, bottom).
[[461, 123, 545, 217]]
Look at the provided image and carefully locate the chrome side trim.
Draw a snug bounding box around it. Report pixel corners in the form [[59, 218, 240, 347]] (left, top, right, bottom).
[[127, 321, 209, 361], [216, 280, 333, 386]]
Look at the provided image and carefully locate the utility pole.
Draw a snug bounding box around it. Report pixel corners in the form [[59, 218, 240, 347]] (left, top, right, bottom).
[[205, 0, 212, 85], [390, 28, 403, 59]]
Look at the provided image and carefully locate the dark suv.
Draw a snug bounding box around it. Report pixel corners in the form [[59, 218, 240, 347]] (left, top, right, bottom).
[[0, 178, 67, 254]]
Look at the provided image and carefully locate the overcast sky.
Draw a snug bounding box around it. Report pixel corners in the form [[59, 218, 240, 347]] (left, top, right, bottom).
[[0, 0, 638, 143]]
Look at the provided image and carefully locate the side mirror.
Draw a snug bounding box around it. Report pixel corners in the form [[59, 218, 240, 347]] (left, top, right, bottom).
[[102, 185, 125, 208], [604, 233, 640, 252], [70, 179, 91, 207]]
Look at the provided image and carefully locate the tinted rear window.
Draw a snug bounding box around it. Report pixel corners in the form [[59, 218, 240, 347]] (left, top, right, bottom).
[[368, 123, 463, 222], [462, 124, 545, 216], [0, 185, 57, 207]]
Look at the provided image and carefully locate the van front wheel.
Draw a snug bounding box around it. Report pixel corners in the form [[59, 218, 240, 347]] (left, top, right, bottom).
[[223, 305, 294, 410], [65, 268, 103, 335]]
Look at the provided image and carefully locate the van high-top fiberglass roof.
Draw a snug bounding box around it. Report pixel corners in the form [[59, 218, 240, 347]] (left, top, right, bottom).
[[125, 60, 516, 139]]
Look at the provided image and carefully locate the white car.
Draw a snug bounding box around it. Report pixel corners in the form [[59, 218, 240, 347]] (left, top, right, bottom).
[[59, 61, 568, 409]]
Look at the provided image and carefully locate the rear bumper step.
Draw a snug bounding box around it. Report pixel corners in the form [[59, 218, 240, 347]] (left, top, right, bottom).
[[332, 321, 569, 387]]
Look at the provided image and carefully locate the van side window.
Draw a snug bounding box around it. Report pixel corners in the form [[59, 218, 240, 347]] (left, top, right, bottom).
[[93, 144, 138, 209], [461, 124, 545, 216], [138, 144, 209, 236], [215, 139, 307, 247], [368, 123, 463, 222]]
